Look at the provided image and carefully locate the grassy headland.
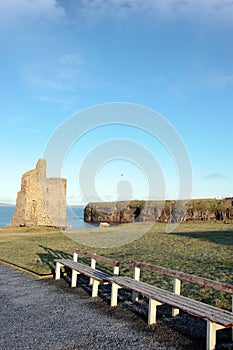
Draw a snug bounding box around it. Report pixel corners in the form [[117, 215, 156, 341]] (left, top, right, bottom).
[[0, 221, 232, 309]]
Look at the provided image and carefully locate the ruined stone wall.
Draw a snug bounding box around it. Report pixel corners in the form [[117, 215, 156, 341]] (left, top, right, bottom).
[[11, 159, 67, 227]]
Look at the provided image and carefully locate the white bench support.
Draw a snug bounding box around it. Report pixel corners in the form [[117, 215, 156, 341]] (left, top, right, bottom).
[[71, 272, 101, 296], [73, 252, 78, 262], [92, 280, 100, 297], [113, 265, 120, 275], [132, 266, 141, 302], [90, 257, 96, 286], [207, 322, 224, 350], [72, 252, 80, 287], [111, 282, 120, 307], [71, 270, 80, 287], [148, 299, 161, 325], [172, 278, 181, 317], [73, 253, 98, 288], [55, 262, 62, 280]]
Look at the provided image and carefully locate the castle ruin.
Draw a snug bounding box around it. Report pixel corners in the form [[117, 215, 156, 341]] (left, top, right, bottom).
[[11, 159, 67, 228]]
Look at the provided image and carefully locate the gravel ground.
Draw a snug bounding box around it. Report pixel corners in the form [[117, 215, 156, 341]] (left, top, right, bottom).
[[0, 264, 232, 350]]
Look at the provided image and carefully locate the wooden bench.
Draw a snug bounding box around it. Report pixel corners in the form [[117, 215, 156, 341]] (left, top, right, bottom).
[[107, 260, 233, 350], [54, 249, 121, 298], [127, 260, 233, 316]]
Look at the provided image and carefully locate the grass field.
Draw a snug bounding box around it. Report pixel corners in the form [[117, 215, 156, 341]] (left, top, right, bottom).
[[0, 221, 232, 310]]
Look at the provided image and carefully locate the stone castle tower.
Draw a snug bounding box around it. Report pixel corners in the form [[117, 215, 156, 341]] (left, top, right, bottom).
[[11, 159, 67, 228]]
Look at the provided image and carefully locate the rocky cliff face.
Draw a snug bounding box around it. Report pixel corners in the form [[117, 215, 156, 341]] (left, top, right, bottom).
[[84, 198, 233, 224]]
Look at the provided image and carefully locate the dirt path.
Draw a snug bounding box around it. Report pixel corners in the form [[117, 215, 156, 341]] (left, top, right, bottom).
[[0, 264, 231, 350]]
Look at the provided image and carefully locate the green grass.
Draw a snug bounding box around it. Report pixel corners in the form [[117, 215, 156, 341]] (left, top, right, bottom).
[[0, 221, 232, 309], [0, 229, 73, 275], [0, 225, 59, 234]]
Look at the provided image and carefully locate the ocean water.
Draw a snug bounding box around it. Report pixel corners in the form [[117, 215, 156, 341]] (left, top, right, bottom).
[[0, 205, 96, 230], [66, 206, 98, 229], [0, 206, 16, 227]]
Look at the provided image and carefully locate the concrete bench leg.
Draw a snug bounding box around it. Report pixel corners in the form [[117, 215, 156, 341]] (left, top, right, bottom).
[[111, 282, 120, 307], [90, 258, 96, 286], [148, 299, 161, 325], [92, 280, 100, 297], [113, 266, 119, 276], [71, 270, 80, 287], [172, 278, 181, 317], [55, 262, 62, 280], [206, 322, 223, 350], [133, 267, 140, 302]]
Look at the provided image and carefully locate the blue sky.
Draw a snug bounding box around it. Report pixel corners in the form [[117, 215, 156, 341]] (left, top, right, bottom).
[[0, 0, 233, 205]]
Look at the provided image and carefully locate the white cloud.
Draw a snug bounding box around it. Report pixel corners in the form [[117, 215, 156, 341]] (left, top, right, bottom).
[[2, 0, 233, 27], [20, 53, 85, 92], [70, 0, 233, 22], [0, 0, 64, 27], [23, 70, 72, 91], [202, 172, 227, 180], [58, 54, 84, 65], [212, 74, 233, 89]]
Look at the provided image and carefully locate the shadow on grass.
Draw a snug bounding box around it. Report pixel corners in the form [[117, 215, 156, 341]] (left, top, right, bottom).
[[37, 245, 72, 276], [168, 229, 233, 246]]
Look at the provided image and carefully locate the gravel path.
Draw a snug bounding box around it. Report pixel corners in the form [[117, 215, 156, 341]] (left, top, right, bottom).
[[0, 264, 232, 350]]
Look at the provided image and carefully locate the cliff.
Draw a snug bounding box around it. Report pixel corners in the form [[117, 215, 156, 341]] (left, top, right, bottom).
[[84, 198, 233, 224], [11, 159, 67, 228]]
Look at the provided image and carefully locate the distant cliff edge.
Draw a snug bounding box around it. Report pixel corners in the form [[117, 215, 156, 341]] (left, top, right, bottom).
[[84, 198, 233, 224]]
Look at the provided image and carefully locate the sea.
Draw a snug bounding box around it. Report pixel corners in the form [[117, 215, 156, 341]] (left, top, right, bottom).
[[0, 205, 97, 230]]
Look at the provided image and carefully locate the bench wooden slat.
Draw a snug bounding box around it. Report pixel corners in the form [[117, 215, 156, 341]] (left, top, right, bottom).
[[55, 259, 110, 282], [123, 277, 233, 327], [108, 276, 233, 327], [127, 260, 233, 294], [74, 249, 121, 267]]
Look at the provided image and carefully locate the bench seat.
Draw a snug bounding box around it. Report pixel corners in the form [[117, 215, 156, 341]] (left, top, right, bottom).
[[55, 258, 111, 297], [107, 275, 233, 350]]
